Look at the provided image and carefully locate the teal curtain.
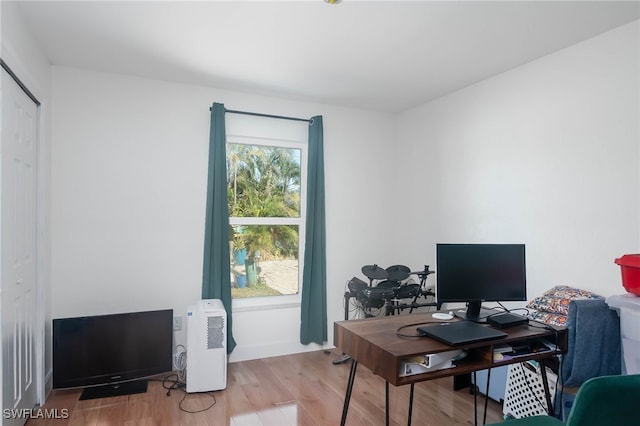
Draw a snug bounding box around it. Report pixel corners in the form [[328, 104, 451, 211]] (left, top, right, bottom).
[[202, 102, 236, 353], [300, 116, 327, 344]]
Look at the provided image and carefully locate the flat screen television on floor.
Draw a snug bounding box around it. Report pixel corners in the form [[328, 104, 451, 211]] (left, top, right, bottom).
[[436, 243, 526, 321], [53, 309, 173, 400]]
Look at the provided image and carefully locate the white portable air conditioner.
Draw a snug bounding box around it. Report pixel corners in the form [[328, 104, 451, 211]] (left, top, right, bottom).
[[186, 299, 227, 392]]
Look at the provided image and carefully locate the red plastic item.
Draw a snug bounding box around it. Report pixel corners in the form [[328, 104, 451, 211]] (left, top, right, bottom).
[[615, 254, 640, 296]]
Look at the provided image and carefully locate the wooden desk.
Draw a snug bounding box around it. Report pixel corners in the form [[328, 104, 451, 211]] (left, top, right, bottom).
[[334, 313, 567, 425]]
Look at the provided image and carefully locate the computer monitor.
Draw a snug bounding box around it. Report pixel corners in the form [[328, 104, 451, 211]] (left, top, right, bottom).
[[436, 243, 526, 321]]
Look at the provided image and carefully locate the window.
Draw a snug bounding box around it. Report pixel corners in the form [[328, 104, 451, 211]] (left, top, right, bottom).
[[227, 136, 306, 300]]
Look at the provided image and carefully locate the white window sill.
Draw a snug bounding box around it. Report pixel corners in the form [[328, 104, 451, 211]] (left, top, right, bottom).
[[232, 294, 301, 312]]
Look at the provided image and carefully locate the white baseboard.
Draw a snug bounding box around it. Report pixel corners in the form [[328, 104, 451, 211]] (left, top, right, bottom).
[[228, 340, 330, 363]]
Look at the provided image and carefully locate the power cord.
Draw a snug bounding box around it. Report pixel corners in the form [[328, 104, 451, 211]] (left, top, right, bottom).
[[396, 320, 448, 338], [150, 345, 217, 414], [159, 374, 184, 396], [174, 344, 187, 383], [152, 373, 218, 414], [495, 302, 531, 316], [514, 321, 561, 417], [518, 362, 553, 416]]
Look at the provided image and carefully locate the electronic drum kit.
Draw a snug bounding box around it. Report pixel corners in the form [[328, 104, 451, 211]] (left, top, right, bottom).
[[347, 263, 436, 317], [334, 263, 438, 365]]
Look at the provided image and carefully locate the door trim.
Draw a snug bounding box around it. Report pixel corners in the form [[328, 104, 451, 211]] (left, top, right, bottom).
[[1, 59, 45, 407]]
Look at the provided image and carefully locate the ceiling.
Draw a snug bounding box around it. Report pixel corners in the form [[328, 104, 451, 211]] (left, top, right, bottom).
[[13, 1, 640, 113]]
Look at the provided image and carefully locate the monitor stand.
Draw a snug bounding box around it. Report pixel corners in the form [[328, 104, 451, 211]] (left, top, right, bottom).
[[453, 301, 495, 323], [79, 380, 148, 400]]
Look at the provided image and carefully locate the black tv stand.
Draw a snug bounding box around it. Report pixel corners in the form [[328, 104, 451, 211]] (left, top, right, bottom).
[[79, 380, 148, 400]]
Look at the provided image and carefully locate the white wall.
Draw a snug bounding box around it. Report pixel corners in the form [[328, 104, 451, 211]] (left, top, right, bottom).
[[1, 0, 53, 402], [50, 67, 398, 362], [395, 21, 640, 302], [41, 16, 640, 367]]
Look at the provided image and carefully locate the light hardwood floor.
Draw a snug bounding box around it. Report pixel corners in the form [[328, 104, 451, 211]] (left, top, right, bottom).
[[27, 349, 506, 425]]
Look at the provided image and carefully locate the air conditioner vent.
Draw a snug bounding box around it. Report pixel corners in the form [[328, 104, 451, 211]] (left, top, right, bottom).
[[207, 316, 225, 349]]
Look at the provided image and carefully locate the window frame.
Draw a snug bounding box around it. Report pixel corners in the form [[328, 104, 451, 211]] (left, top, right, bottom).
[[226, 134, 307, 311]]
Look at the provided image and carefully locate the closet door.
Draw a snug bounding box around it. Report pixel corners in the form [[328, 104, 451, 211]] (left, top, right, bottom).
[[1, 66, 39, 424]]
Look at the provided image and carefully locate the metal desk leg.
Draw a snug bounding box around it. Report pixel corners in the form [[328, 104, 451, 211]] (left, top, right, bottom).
[[483, 368, 492, 425], [473, 371, 478, 426], [341, 359, 358, 426], [385, 381, 390, 426], [539, 361, 554, 415], [333, 293, 353, 365], [408, 383, 415, 426]]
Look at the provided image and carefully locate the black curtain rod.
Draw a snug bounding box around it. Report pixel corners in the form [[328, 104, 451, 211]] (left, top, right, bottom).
[[210, 106, 311, 124]]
